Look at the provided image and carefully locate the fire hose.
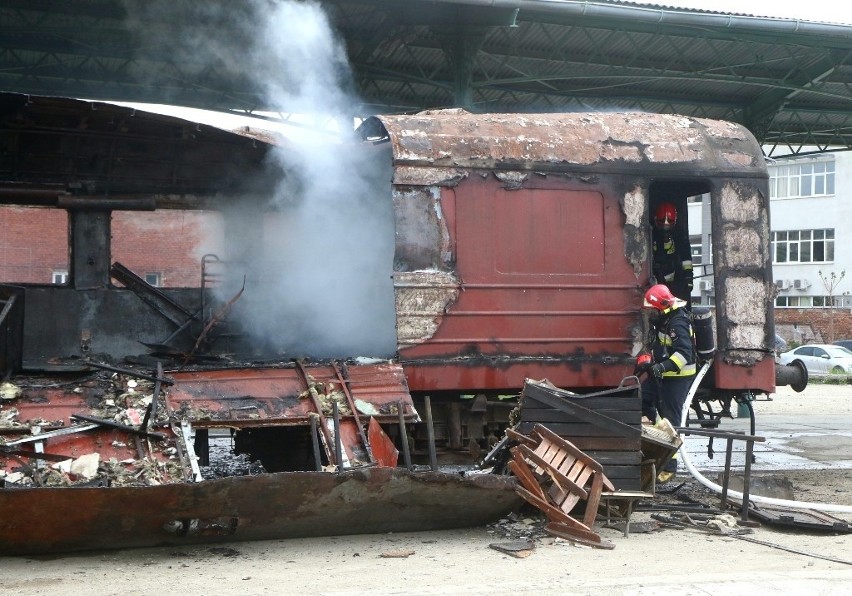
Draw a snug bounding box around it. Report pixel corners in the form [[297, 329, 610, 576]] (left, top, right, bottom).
[[678, 361, 852, 514]]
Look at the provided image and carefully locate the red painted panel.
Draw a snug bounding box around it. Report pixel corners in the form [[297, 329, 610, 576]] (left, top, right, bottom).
[[403, 179, 641, 393]]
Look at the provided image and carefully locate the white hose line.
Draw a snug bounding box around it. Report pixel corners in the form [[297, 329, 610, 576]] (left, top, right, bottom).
[[677, 361, 852, 514]]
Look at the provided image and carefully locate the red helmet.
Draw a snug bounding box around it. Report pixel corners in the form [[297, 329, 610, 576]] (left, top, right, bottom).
[[643, 284, 676, 311], [654, 202, 677, 228]]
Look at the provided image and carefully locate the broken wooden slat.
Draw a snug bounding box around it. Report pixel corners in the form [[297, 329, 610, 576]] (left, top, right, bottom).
[[545, 522, 615, 550], [507, 449, 547, 502], [516, 443, 589, 501]]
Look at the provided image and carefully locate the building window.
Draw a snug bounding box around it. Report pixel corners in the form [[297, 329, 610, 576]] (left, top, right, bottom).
[[145, 272, 162, 287], [776, 296, 813, 307], [772, 229, 834, 264], [52, 270, 68, 285], [776, 295, 848, 308], [690, 242, 702, 265], [769, 159, 835, 199]]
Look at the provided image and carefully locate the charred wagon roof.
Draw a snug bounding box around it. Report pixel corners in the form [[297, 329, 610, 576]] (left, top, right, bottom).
[[0, 93, 282, 209], [362, 110, 768, 178]]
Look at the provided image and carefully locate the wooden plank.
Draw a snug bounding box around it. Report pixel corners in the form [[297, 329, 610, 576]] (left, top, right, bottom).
[[520, 407, 639, 424], [515, 431, 641, 452], [586, 451, 642, 465], [583, 473, 604, 527], [522, 382, 641, 439], [518, 422, 642, 444], [505, 428, 537, 449], [520, 396, 641, 411], [507, 450, 547, 502], [545, 522, 615, 550]]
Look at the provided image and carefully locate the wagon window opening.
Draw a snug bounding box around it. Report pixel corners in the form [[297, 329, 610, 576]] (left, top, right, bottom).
[[0, 205, 69, 285], [111, 210, 223, 288]]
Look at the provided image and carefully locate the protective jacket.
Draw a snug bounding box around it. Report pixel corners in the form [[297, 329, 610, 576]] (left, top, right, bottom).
[[650, 306, 696, 378], [652, 229, 693, 302]]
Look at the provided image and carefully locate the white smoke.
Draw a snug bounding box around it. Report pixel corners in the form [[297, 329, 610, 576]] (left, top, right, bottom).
[[219, 1, 396, 359], [127, 1, 398, 359]]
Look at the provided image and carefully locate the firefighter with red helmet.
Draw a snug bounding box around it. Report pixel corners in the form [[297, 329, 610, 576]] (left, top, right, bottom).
[[635, 283, 697, 480], [652, 202, 693, 304]]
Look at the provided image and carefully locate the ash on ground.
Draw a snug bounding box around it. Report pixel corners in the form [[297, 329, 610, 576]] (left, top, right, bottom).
[[487, 511, 549, 541], [488, 477, 720, 542], [198, 436, 266, 480]]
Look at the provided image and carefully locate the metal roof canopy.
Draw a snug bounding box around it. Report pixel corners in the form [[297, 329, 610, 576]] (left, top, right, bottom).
[[1, 0, 851, 157]]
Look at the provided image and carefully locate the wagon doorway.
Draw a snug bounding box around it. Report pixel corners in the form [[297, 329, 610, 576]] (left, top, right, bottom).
[[648, 180, 713, 309]]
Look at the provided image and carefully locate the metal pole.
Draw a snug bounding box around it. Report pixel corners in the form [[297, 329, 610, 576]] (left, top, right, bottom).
[[423, 396, 438, 472], [742, 438, 755, 522], [310, 415, 322, 471], [721, 438, 733, 510], [333, 400, 343, 474], [398, 400, 412, 471]]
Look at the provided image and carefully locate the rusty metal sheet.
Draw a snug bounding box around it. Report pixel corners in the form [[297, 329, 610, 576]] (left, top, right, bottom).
[[739, 503, 852, 533], [165, 361, 416, 427], [368, 417, 399, 468], [0, 467, 521, 556], [714, 355, 775, 393], [370, 112, 764, 175]]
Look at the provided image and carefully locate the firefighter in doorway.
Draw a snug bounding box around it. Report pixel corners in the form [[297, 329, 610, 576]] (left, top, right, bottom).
[[651, 202, 693, 306], [635, 284, 697, 481]]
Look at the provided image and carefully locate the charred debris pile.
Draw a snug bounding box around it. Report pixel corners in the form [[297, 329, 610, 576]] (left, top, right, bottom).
[[0, 356, 418, 489]]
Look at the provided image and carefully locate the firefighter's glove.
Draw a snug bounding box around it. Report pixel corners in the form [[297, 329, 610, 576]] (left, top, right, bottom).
[[634, 362, 651, 376], [634, 353, 652, 376], [651, 363, 665, 379]]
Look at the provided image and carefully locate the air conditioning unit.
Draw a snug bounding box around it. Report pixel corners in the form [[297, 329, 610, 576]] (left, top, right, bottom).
[[699, 280, 713, 291], [793, 278, 811, 290], [775, 279, 791, 290]]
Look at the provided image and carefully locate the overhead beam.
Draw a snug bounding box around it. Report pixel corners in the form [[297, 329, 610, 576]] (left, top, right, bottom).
[[745, 50, 852, 130]]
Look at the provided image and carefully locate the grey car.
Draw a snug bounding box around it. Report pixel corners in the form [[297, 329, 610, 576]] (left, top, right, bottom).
[[834, 339, 852, 351]]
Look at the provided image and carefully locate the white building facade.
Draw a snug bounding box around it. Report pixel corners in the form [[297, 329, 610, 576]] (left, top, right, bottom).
[[688, 151, 850, 313]]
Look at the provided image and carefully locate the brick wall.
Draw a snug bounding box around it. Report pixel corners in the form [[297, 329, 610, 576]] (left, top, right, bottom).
[[775, 308, 852, 344], [1, 206, 222, 287], [0, 207, 67, 283], [112, 211, 222, 287]]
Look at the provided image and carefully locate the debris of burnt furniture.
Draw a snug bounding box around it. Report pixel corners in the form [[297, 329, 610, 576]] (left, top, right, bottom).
[[511, 379, 669, 536], [508, 423, 615, 548], [639, 417, 683, 490], [515, 379, 643, 490]]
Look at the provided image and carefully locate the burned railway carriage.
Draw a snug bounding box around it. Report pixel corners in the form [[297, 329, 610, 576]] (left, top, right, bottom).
[[0, 94, 800, 552], [366, 111, 779, 398]]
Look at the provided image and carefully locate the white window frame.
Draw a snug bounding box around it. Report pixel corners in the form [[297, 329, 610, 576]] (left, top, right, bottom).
[[772, 228, 834, 264], [769, 158, 835, 199]]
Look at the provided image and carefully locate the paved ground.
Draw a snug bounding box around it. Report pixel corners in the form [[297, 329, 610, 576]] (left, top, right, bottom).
[[686, 383, 852, 473], [2, 382, 852, 595]]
